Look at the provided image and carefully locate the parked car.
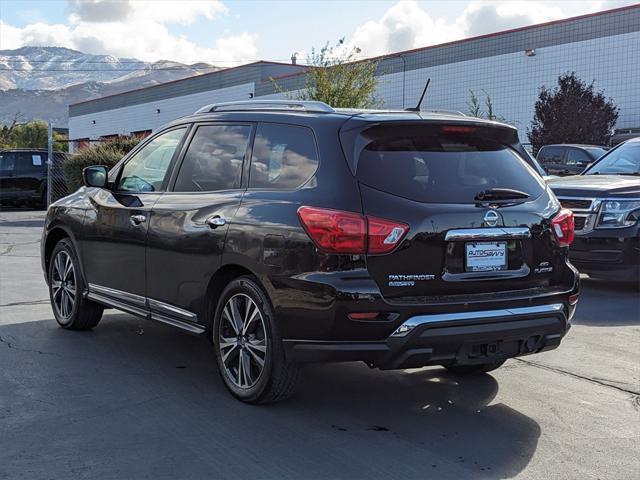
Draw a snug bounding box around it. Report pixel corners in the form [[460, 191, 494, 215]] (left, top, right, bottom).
[[537, 144, 608, 176], [41, 100, 579, 403], [0, 149, 67, 208], [548, 137, 640, 283]]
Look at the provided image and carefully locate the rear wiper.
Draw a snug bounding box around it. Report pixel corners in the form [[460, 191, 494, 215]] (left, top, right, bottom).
[[474, 188, 530, 201]]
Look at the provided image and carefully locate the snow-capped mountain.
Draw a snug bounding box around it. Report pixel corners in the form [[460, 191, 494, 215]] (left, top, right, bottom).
[[0, 47, 221, 126], [0, 46, 220, 90]]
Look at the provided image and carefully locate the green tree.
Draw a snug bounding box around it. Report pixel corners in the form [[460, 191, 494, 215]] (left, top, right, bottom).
[[53, 132, 69, 152], [273, 39, 381, 108], [63, 136, 140, 193], [528, 72, 618, 154], [467, 90, 481, 117], [468, 89, 506, 122], [0, 114, 23, 149], [9, 120, 49, 148]]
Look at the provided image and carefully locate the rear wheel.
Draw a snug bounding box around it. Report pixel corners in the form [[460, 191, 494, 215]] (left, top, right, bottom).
[[445, 360, 506, 375], [48, 239, 103, 330], [213, 276, 299, 404]]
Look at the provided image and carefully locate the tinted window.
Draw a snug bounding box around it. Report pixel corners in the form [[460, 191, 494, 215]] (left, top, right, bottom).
[[249, 124, 318, 189], [584, 147, 607, 159], [356, 125, 545, 204], [566, 149, 591, 166], [117, 128, 186, 192], [538, 147, 564, 163], [18, 152, 46, 172], [586, 142, 640, 175], [174, 125, 250, 192], [0, 152, 17, 171]]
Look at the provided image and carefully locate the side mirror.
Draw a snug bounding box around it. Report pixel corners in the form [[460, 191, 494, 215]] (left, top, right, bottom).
[[83, 165, 108, 188]]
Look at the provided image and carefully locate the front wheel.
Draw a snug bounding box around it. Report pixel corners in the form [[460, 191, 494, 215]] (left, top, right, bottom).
[[213, 276, 299, 404], [48, 239, 103, 330], [444, 360, 506, 375]]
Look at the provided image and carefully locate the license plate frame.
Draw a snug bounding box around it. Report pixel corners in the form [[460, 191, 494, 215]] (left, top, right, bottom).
[[465, 241, 508, 272]]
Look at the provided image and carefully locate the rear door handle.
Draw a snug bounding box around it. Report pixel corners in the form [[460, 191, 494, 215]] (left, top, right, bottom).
[[130, 214, 146, 225], [206, 215, 226, 229]]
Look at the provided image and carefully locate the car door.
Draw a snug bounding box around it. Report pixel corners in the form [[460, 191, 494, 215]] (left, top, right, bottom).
[[538, 146, 566, 175], [16, 152, 46, 199], [0, 152, 18, 200], [80, 127, 188, 308], [565, 148, 592, 174], [145, 123, 253, 327]]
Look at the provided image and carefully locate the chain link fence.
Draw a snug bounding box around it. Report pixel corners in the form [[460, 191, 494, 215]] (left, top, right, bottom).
[[47, 152, 69, 207]]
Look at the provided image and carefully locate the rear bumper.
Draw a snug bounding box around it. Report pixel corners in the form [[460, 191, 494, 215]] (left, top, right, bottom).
[[284, 303, 570, 369]]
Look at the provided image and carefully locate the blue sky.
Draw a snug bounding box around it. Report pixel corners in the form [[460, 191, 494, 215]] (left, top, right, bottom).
[[1, 1, 636, 65]]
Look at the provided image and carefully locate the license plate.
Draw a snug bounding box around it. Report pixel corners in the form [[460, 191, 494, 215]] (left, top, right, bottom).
[[465, 241, 507, 272]]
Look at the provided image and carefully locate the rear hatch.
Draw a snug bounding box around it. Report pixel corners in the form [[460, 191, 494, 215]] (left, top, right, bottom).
[[342, 120, 565, 301]]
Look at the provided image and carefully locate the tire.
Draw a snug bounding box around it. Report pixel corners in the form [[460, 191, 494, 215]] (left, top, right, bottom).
[[39, 189, 48, 210], [48, 238, 103, 330], [445, 360, 506, 375], [213, 275, 299, 404]]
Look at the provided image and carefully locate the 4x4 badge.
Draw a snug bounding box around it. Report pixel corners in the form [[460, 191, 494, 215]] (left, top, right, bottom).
[[484, 209, 501, 227]]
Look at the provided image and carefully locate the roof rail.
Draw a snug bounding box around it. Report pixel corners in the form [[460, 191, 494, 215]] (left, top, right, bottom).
[[194, 100, 335, 114]]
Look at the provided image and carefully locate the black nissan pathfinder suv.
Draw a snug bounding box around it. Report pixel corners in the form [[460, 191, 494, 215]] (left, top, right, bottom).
[[41, 101, 579, 403], [548, 137, 640, 283]]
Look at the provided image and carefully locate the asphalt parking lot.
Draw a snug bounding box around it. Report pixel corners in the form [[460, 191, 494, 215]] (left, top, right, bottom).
[[0, 207, 638, 480]]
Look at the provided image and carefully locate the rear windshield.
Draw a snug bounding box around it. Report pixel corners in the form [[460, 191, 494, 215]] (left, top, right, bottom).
[[356, 125, 545, 203]]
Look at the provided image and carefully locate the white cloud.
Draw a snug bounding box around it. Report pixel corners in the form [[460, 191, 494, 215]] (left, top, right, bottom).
[[16, 22, 74, 49], [127, 0, 227, 25], [67, 0, 133, 23], [0, 21, 23, 50], [457, 1, 564, 38], [67, 0, 226, 24], [345, 0, 632, 59], [345, 1, 462, 58], [1, 0, 255, 65]]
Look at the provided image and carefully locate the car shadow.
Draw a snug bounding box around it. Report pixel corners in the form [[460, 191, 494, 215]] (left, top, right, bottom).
[[0, 313, 541, 479], [573, 278, 640, 326]]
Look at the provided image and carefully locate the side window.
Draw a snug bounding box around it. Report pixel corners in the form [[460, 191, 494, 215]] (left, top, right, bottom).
[[173, 124, 250, 192], [566, 149, 591, 166], [18, 152, 45, 173], [117, 128, 186, 192], [249, 124, 318, 189], [0, 152, 17, 172], [539, 147, 564, 164]]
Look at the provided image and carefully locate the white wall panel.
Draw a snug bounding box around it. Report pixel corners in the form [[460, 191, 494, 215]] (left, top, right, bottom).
[[70, 31, 640, 148], [69, 82, 254, 141], [385, 31, 640, 143]]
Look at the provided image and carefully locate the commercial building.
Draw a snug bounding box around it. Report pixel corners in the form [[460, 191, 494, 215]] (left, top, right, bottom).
[[69, 4, 640, 148]]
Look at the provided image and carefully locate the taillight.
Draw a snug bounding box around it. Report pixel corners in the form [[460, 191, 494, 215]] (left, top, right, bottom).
[[297, 207, 366, 254], [551, 209, 575, 247], [367, 216, 409, 254], [297, 207, 408, 255]]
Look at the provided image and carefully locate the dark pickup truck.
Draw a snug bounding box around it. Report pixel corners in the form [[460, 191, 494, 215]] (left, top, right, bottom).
[[548, 138, 640, 282]]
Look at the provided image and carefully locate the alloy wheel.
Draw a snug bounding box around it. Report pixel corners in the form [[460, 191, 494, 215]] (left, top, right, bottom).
[[51, 251, 76, 322], [218, 293, 268, 389]]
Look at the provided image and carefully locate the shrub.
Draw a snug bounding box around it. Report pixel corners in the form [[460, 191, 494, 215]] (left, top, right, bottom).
[[528, 72, 618, 154], [63, 136, 140, 193]]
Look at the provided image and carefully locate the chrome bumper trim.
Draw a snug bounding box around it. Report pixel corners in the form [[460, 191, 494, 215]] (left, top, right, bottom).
[[390, 303, 565, 337], [445, 227, 531, 241]]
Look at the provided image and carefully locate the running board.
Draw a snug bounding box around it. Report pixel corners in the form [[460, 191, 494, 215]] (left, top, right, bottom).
[[87, 283, 206, 335]]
